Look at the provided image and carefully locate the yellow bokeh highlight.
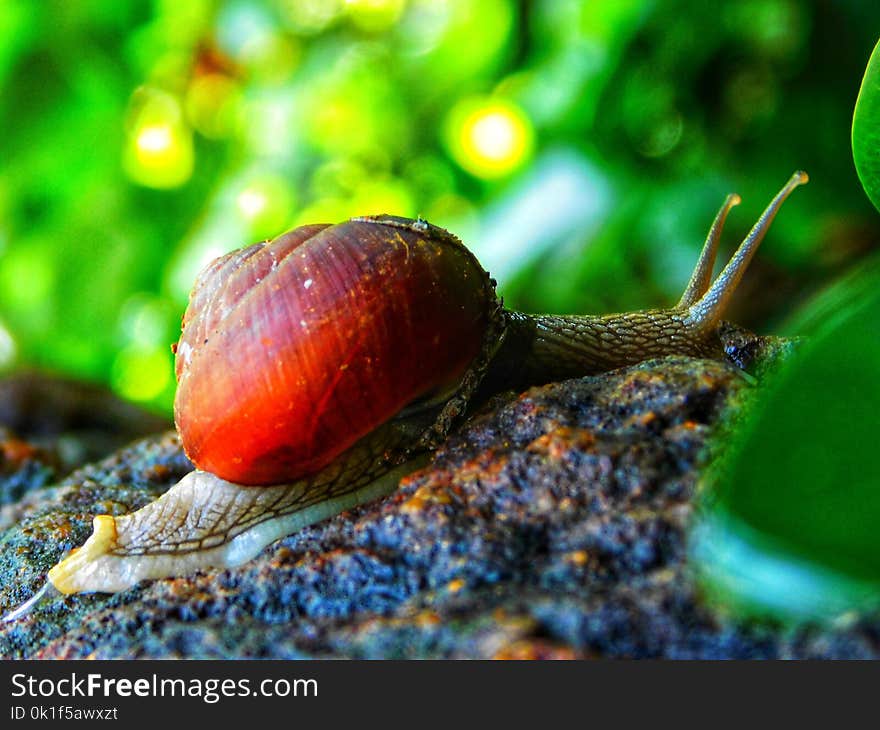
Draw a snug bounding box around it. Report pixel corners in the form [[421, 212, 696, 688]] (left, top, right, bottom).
[[124, 88, 194, 189], [111, 345, 173, 403], [445, 97, 534, 179], [344, 0, 407, 32], [237, 189, 267, 218], [137, 124, 172, 153]]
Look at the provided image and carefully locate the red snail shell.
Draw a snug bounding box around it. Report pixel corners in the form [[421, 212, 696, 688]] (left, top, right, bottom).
[[173, 215, 497, 485]]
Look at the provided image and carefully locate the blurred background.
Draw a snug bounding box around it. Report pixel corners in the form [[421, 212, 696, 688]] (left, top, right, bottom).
[[1, 0, 879, 415]]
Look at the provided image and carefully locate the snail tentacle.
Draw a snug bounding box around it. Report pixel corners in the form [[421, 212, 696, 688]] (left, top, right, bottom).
[[678, 192, 741, 308], [1, 581, 61, 623], [506, 171, 808, 383], [687, 170, 808, 330]]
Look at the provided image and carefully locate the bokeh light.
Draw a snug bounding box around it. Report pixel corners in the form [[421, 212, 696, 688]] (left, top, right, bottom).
[[279, 0, 344, 35], [117, 294, 175, 349], [235, 174, 296, 239], [123, 88, 194, 189], [344, 0, 407, 32], [398, 0, 514, 89], [445, 97, 534, 179], [111, 344, 174, 403], [185, 74, 242, 139], [0, 320, 16, 369]]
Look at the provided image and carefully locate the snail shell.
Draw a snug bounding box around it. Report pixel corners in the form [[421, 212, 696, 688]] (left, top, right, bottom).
[[174, 216, 497, 485]]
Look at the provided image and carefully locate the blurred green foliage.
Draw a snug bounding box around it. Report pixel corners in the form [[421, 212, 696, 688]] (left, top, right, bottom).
[[691, 259, 880, 622], [1, 0, 879, 413], [690, 32, 880, 625]]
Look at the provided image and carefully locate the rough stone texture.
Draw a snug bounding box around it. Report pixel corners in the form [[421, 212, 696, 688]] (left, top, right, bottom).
[[1, 332, 878, 659]]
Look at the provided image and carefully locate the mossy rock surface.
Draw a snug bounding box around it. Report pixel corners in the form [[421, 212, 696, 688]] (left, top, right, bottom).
[[1, 331, 877, 659]]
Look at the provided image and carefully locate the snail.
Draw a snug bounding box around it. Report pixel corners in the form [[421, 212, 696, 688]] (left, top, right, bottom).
[[7, 171, 808, 608]]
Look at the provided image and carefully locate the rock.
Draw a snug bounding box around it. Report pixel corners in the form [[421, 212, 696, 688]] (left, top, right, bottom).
[[1, 332, 877, 659], [0, 370, 171, 508], [0, 370, 170, 441], [0, 429, 60, 506]]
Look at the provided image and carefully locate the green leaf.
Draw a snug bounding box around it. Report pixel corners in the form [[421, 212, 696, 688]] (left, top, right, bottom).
[[691, 262, 880, 623], [853, 38, 880, 213]]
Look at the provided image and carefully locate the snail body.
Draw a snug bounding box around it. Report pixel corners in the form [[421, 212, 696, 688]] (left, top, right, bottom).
[[40, 171, 808, 597]]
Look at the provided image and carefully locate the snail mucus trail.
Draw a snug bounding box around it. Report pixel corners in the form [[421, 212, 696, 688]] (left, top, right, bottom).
[[7, 171, 808, 610]]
